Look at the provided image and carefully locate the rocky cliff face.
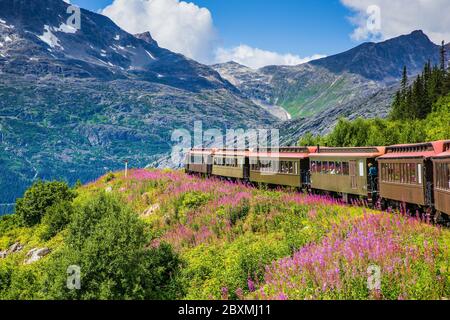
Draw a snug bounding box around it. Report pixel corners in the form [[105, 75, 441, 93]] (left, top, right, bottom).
[[0, 0, 279, 206]]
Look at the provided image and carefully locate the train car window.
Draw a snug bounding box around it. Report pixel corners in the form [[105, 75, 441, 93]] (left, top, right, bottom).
[[329, 162, 336, 175], [400, 164, 405, 183], [190, 154, 201, 165], [408, 163, 416, 184], [343, 162, 350, 175], [417, 164, 422, 184], [260, 160, 272, 173], [447, 163, 450, 190], [437, 163, 449, 190], [404, 164, 409, 184], [394, 164, 400, 182], [323, 162, 329, 174], [381, 163, 387, 182], [447, 164, 450, 190], [436, 164, 441, 189], [311, 161, 316, 173], [335, 162, 342, 175], [359, 161, 364, 177], [436, 163, 446, 190], [279, 161, 289, 173], [317, 161, 322, 173]]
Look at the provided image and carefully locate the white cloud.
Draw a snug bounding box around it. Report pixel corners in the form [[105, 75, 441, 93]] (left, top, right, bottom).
[[101, 0, 324, 68], [102, 0, 217, 63], [341, 0, 450, 44], [215, 45, 325, 69]]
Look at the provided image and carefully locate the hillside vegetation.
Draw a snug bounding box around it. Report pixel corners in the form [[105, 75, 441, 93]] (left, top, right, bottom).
[[1, 170, 450, 300], [299, 43, 450, 147]]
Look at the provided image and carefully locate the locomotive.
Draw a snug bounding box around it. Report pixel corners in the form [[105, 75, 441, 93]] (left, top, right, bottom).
[[185, 140, 450, 223]]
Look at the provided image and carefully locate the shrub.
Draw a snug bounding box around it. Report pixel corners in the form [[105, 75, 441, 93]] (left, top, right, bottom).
[[0, 265, 46, 300], [0, 214, 22, 234], [44, 193, 183, 300], [41, 201, 74, 240], [15, 181, 76, 227], [182, 233, 290, 300], [104, 172, 116, 183]]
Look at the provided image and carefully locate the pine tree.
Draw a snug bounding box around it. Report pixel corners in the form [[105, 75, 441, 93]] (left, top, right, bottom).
[[390, 91, 403, 120], [440, 41, 446, 72], [401, 66, 408, 93], [406, 87, 414, 119], [389, 44, 449, 121], [414, 75, 428, 118], [444, 68, 450, 94]]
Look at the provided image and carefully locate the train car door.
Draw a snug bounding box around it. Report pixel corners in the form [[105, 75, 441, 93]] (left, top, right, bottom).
[[424, 159, 434, 207], [350, 160, 357, 189], [244, 156, 250, 181]]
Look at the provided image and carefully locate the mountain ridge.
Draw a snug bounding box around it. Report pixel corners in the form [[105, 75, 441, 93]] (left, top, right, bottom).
[[213, 30, 445, 143]]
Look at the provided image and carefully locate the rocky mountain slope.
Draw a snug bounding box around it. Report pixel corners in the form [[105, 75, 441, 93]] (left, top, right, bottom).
[[0, 0, 279, 207], [213, 31, 447, 143]]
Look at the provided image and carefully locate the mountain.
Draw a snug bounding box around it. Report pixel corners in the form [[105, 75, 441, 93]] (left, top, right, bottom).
[[310, 30, 442, 82], [0, 0, 279, 208], [213, 30, 444, 141], [0, 0, 240, 91]]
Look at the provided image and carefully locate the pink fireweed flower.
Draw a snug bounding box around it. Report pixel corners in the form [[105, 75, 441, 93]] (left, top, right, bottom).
[[257, 213, 443, 300], [248, 278, 256, 292]]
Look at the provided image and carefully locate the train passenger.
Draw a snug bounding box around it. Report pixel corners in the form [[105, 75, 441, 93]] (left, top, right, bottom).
[[368, 163, 378, 191]]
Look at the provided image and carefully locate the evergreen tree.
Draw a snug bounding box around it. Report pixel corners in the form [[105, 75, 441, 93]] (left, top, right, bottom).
[[413, 75, 428, 118], [401, 66, 408, 93], [444, 68, 450, 94], [440, 41, 446, 72], [406, 87, 413, 118], [390, 91, 403, 120], [389, 43, 449, 121]]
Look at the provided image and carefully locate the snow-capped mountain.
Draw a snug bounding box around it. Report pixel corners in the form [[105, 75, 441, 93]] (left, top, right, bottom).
[[0, 0, 240, 91], [0, 0, 278, 207]]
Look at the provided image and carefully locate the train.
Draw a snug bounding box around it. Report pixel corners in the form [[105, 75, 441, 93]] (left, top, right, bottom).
[[185, 140, 450, 224]]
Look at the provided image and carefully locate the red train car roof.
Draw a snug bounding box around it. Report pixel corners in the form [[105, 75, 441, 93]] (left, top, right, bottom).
[[248, 151, 311, 159], [311, 147, 385, 158], [189, 149, 214, 155], [248, 146, 317, 159], [433, 141, 450, 159], [378, 140, 447, 160], [212, 149, 248, 157]]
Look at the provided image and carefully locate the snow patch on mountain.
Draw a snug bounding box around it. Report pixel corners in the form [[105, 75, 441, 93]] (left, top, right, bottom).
[[145, 50, 156, 60], [38, 25, 63, 49], [56, 23, 78, 34]]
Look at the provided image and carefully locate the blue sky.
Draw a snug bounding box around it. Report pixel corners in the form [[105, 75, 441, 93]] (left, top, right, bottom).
[[70, 0, 450, 68]]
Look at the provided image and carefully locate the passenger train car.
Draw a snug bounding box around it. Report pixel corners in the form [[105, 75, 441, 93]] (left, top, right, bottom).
[[185, 148, 214, 176], [377, 141, 444, 209], [432, 141, 450, 220], [185, 140, 450, 221], [249, 147, 316, 188], [309, 147, 385, 201], [211, 149, 249, 180]]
